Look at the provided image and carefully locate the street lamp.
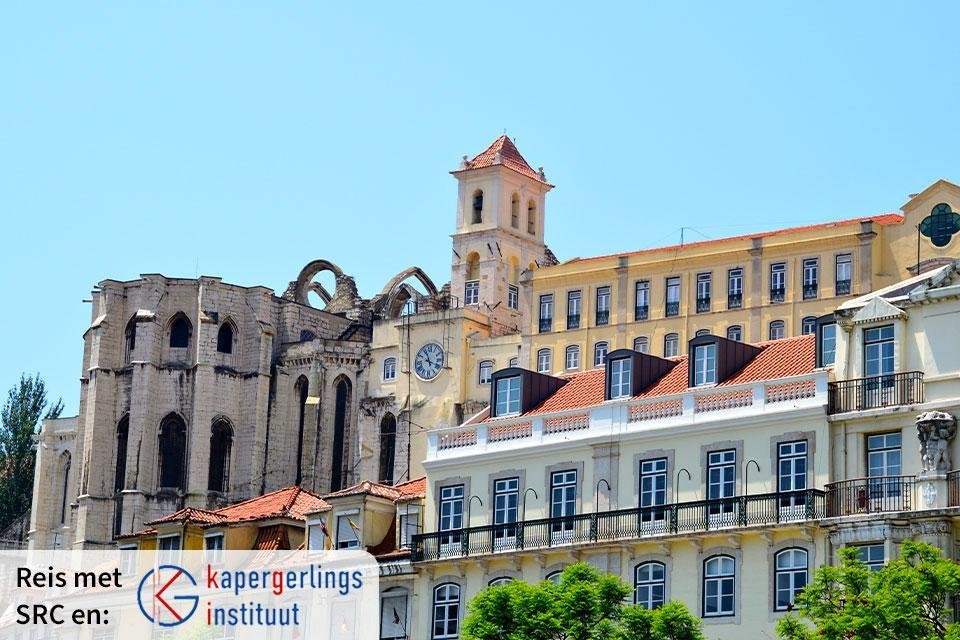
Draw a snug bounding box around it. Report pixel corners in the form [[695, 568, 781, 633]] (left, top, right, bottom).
[[745, 459, 761, 495], [675, 468, 691, 503], [521, 487, 538, 521]]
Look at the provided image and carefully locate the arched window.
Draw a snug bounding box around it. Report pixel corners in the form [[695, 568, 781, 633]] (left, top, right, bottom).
[[208, 418, 233, 493], [801, 316, 817, 335], [432, 583, 461, 639], [664, 333, 679, 358], [775, 548, 808, 611], [379, 413, 397, 485], [726, 325, 742, 342], [545, 571, 563, 585], [536, 348, 552, 373], [565, 345, 580, 371], [294, 376, 308, 486], [633, 336, 649, 353], [769, 320, 786, 340], [331, 376, 352, 492], [594, 341, 609, 367], [488, 577, 513, 587], [472, 189, 483, 224], [383, 357, 397, 381], [527, 200, 537, 235], [510, 193, 520, 228], [695, 329, 711, 337], [114, 416, 129, 493], [508, 356, 518, 368], [479, 360, 494, 384], [59, 452, 71, 525], [216, 322, 234, 354], [703, 555, 736, 617], [300, 329, 316, 342], [124, 318, 137, 364], [464, 253, 480, 306], [158, 413, 187, 491], [169, 314, 191, 349], [634, 561, 666, 609]]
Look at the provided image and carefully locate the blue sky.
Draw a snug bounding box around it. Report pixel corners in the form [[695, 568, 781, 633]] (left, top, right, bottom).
[[2, 3, 958, 414]]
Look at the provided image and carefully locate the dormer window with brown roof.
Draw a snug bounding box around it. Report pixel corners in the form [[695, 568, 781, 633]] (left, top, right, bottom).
[[687, 334, 762, 388], [604, 349, 678, 401], [490, 367, 568, 418]]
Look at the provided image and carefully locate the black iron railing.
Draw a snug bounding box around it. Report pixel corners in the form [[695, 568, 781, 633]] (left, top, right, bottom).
[[665, 301, 680, 317], [596, 310, 610, 326], [803, 283, 818, 300], [411, 490, 826, 562], [635, 305, 649, 321], [825, 476, 914, 517], [696, 297, 711, 313], [727, 293, 742, 309], [827, 371, 924, 413], [770, 288, 786, 303], [539, 317, 552, 333], [836, 280, 852, 296], [567, 314, 580, 330], [949, 470, 960, 507]]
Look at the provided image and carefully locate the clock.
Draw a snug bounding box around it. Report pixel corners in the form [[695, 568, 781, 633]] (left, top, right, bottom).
[[414, 343, 445, 380]]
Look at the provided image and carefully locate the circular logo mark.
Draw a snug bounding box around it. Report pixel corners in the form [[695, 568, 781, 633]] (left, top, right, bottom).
[[137, 564, 199, 627]]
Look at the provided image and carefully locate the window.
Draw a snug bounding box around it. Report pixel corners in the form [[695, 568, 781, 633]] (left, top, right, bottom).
[[545, 571, 563, 585], [379, 414, 397, 484], [207, 418, 232, 493], [567, 290, 581, 329], [696, 273, 711, 313], [204, 533, 225, 565], [663, 333, 679, 358], [707, 450, 736, 521], [565, 345, 580, 371], [863, 325, 894, 377], [381, 587, 409, 640], [398, 508, 420, 548], [536, 348, 552, 374], [488, 577, 513, 587], [867, 433, 901, 478], [527, 200, 537, 235], [59, 452, 71, 524], [836, 254, 852, 295], [472, 190, 483, 224], [703, 555, 736, 617], [510, 193, 520, 228], [507, 285, 519, 310], [635, 562, 666, 609], [539, 295, 553, 333], [633, 337, 649, 353], [432, 583, 461, 639], [635, 281, 650, 320], [693, 343, 717, 386], [727, 268, 743, 309], [818, 321, 837, 367], [770, 263, 786, 303], [124, 318, 137, 363], [665, 277, 680, 317], [115, 416, 129, 493], [803, 258, 819, 299], [331, 377, 351, 492], [508, 356, 518, 367], [594, 341, 609, 367], [464, 280, 479, 305], [216, 322, 233, 354], [119, 544, 138, 576], [158, 414, 187, 490], [778, 441, 808, 511], [596, 286, 611, 325], [769, 320, 785, 340], [495, 376, 521, 416], [550, 470, 577, 534], [801, 316, 817, 335], [169, 315, 191, 348], [726, 325, 742, 342], [295, 376, 308, 486], [383, 357, 397, 381], [639, 458, 667, 524], [855, 544, 885, 571], [609, 357, 632, 399], [158, 535, 181, 564], [775, 549, 808, 610], [439, 485, 464, 546], [478, 360, 494, 385], [493, 477, 519, 540], [336, 514, 361, 549]]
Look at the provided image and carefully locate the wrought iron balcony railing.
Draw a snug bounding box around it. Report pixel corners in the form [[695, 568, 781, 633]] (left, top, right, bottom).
[[836, 279, 852, 296], [538, 317, 553, 333], [770, 288, 786, 303], [665, 301, 680, 317], [566, 314, 580, 330], [696, 297, 711, 313], [727, 293, 742, 309], [635, 305, 649, 321], [596, 309, 610, 326], [825, 475, 914, 517], [827, 371, 924, 414], [803, 283, 818, 300], [411, 489, 826, 562]]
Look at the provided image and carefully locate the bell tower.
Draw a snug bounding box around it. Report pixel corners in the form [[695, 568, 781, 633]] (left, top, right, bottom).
[[450, 135, 554, 334]]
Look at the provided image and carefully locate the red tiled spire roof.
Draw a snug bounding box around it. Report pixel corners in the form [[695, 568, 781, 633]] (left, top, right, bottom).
[[453, 135, 548, 184]]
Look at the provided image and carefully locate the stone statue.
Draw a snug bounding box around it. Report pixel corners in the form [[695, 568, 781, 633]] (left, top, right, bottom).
[[917, 411, 957, 473]]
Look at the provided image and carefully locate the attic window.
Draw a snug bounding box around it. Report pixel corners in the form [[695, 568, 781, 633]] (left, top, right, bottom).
[[693, 344, 717, 386], [609, 357, 632, 399], [495, 376, 521, 417]]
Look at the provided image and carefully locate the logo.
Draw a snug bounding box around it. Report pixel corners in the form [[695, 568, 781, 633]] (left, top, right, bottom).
[[137, 565, 199, 626]]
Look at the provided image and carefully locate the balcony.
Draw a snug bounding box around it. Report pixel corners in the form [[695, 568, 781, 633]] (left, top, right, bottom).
[[827, 371, 924, 414], [803, 283, 818, 300], [566, 314, 580, 330], [665, 301, 680, 317], [727, 293, 742, 309], [696, 297, 711, 313], [411, 490, 826, 562], [825, 476, 914, 517], [836, 279, 852, 296], [635, 305, 649, 321], [770, 288, 785, 303], [596, 309, 610, 326], [539, 317, 553, 333]]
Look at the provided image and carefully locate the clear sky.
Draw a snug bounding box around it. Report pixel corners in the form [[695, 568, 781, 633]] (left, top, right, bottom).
[[2, 3, 959, 414]]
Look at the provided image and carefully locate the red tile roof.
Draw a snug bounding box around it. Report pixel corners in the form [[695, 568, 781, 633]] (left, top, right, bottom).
[[452, 135, 548, 184], [394, 477, 426, 502], [146, 507, 225, 526], [214, 486, 330, 524], [510, 334, 816, 417], [323, 477, 427, 503], [566, 214, 903, 265]]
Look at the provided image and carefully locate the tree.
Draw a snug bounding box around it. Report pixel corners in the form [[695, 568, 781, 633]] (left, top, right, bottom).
[[777, 541, 960, 640], [0, 374, 63, 531], [462, 563, 704, 640]]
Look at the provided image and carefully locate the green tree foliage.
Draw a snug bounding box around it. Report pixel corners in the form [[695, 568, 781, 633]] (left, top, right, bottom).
[[777, 541, 960, 640], [462, 562, 704, 640], [0, 374, 63, 531]]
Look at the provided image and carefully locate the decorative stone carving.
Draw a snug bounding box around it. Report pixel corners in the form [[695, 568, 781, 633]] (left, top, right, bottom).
[[917, 411, 957, 473]]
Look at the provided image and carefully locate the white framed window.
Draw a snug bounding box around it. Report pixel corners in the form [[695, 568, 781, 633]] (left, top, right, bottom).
[[694, 343, 717, 386], [336, 513, 361, 549], [564, 345, 580, 371], [493, 477, 519, 541], [507, 285, 519, 310], [158, 534, 181, 564], [867, 432, 901, 478], [432, 583, 461, 639], [609, 357, 632, 399], [775, 548, 808, 610], [635, 280, 650, 320], [545, 570, 563, 585], [536, 348, 552, 373], [464, 280, 479, 305], [664, 333, 679, 358], [567, 290, 582, 329], [836, 253, 853, 293], [769, 320, 785, 340], [640, 458, 667, 514], [633, 336, 648, 353], [398, 507, 420, 548], [707, 450, 736, 503], [801, 316, 817, 335], [770, 262, 786, 293], [478, 360, 494, 385], [488, 577, 513, 587], [119, 543, 138, 576], [803, 258, 819, 299], [665, 277, 681, 316], [634, 561, 666, 609], [703, 555, 736, 617], [508, 356, 518, 367], [495, 375, 521, 416], [594, 341, 608, 367], [383, 357, 397, 381], [550, 470, 577, 526], [696, 272, 711, 312], [726, 325, 742, 342], [204, 532, 225, 565], [855, 543, 885, 571], [596, 286, 611, 325], [439, 486, 464, 546], [539, 294, 553, 332], [727, 268, 743, 296], [863, 325, 894, 377], [381, 587, 409, 640]]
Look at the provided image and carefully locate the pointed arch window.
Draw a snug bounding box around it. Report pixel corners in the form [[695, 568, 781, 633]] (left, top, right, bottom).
[[379, 413, 397, 485], [115, 416, 129, 493], [208, 418, 233, 493], [158, 414, 187, 491], [295, 376, 308, 486], [124, 318, 137, 363], [331, 377, 353, 492], [59, 452, 72, 525], [216, 322, 234, 354]]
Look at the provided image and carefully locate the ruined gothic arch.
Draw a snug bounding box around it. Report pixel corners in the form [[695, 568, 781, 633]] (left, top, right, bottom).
[[208, 416, 234, 493], [375, 267, 440, 318], [157, 412, 188, 491], [291, 259, 345, 307]]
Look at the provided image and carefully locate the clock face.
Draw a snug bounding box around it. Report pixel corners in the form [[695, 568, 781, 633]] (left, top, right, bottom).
[[414, 343, 445, 380]]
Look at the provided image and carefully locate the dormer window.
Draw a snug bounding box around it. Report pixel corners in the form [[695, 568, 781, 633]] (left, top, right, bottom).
[[693, 343, 718, 386], [863, 325, 894, 377], [472, 190, 483, 224], [495, 376, 521, 416], [609, 357, 632, 399]]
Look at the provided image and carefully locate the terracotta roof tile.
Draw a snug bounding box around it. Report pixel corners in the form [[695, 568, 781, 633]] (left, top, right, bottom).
[[146, 507, 225, 526], [393, 477, 426, 501], [214, 486, 330, 525], [452, 135, 548, 184], [252, 525, 290, 551]]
